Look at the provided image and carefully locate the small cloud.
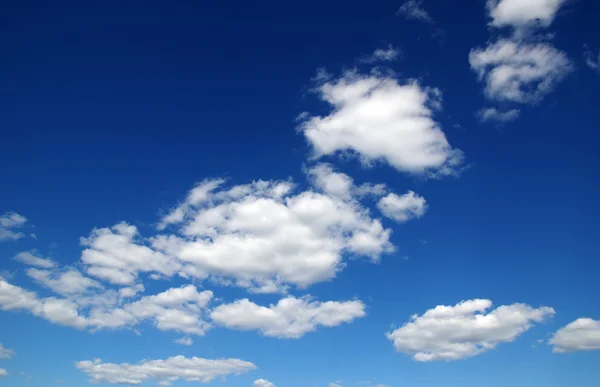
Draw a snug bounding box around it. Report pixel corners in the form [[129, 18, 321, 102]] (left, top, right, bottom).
[[478, 107, 520, 123], [174, 337, 193, 346], [0, 212, 28, 241], [584, 46, 600, 72], [362, 45, 402, 63], [397, 0, 434, 24]]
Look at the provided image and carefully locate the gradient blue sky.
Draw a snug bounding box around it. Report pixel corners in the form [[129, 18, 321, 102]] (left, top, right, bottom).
[[1, 1, 600, 386]]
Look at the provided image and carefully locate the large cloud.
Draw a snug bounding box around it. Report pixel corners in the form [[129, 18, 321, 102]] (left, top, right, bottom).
[[469, 39, 571, 104], [0, 212, 27, 241], [211, 296, 365, 338], [386, 299, 554, 361], [297, 73, 463, 177], [486, 0, 567, 30], [76, 356, 256, 385], [549, 318, 600, 353], [155, 165, 395, 293]]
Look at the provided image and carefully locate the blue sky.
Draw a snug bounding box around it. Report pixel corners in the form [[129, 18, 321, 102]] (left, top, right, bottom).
[[1, 0, 600, 386]]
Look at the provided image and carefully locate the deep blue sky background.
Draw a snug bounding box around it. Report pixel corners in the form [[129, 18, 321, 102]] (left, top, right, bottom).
[[1, 1, 599, 386]]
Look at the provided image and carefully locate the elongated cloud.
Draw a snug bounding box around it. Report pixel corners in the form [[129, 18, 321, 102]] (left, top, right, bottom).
[[76, 356, 256, 385], [386, 299, 555, 361]]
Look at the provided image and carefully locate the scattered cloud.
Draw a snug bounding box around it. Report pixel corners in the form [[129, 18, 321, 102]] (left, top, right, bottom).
[[486, 0, 567, 31], [397, 0, 433, 24], [210, 296, 366, 338], [377, 191, 427, 223], [174, 336, 193, 346], [549, 318, 600, 353], [76, 356, 256, 385], [478, 107, 521, 123], [469, 39, 571, 104], [298, 72, 464, 177], [0, 368, 7, 376], [13, 251, 57, 269], [254, 379, 276, 387], [584, 47, 600, 72], [0, 212, 27, 241], [362, 45, 401, 63], [0, 344, 14, 359], [386, 299, 555, 361]]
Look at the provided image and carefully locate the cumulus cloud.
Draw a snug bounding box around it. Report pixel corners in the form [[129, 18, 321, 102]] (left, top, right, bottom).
[[174, 336, 193, 346], [0, 212, 27, 241], [76, 356, 256, 385], [298, 72, 463, 177], [13, 251, 57, 269], [210, 296, 366, 338], [486, 0, 567, 30], [81, 222, 181, 285], [478, 107, 520, 123], [0, 344, 14, 360], [254, 379, 276, 387], [386, 299, 555, 361], [155, 168, 394, 293], [377, 191, 427, 223], [397, 0, 433, 24], [549, 318, 600, 353], [469, 39, 571, 104]]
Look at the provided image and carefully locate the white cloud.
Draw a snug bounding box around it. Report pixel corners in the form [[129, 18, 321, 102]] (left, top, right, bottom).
[[154, 169, 394, 293], [386, 299, 555, 361], [298, 72, 464, 177], [210, 296, 366, 338], [254, 379, 276, 387], [0, 344, 14, 359], [0, 368, 7, 376], [0, 212, 27, 241], [584, 48, 600, 72], [174, 336, 193, 346], [377, 191, 427, 223], [549, 318, 600, 353], [478, 107, 520, 123], [26, 268, 103, 296], [330, 384, 343, 387], [13, 251, 57, 269], [363, 45, 401, 63], [81, 222, 181, 285], [469, 39, 571, 103], [486, 0, 567, 30], [76, 356, 256, 385], [397, 0, 433, 24]]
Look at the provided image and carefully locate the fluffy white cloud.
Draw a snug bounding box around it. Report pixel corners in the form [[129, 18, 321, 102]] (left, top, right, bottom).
[[397, 0, 433, 24], [26, 268, 102, 296], [549, 318, 600, 353], [174, 336, 193, 346], [81, 222, 181, 285], [386, 299, 554, 361], [478, 107, 520, 123], [13, 251, 57, 269], [0, 344, 14, 360], [298, 73, 463, 177], [377, 191, 427, 223], [76, 356, 256, 385], [0, 368, 7, 376], [210, 296, 365, 338], [584, 48, 600, 72], [254, 379, 276, 387], [486, 0, 566, 30], [469, 39, 571, 103], [0, 212, 27, 241], [155, 169, 394, 293]]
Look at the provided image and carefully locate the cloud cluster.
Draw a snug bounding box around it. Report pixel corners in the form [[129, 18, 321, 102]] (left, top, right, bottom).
[[471, 0, 570, 122], [298, 73, 463, 177], [0, 212, 27, 241], [386, 299, 555, 361], [210, 296, 366, 338], [549, 318, 600, 353], [76, 356, 256, 385]]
